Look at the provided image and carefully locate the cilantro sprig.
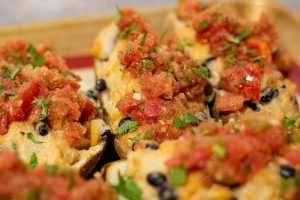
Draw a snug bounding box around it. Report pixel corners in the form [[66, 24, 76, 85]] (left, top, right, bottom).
[[1, 65, 22, 78], [114, 174, 142, 200], [32, 96, 51, 121], [28, 44, 45, 68], [29, 152, 38, 170], [173, 113, 201, 128], [114, 120, 138, 134], [283, 116, 299, 132]]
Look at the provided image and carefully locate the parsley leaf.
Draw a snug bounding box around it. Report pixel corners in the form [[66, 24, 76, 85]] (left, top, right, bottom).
[[27, 132, 44, 144], [198, 20, 209, 31], [139, 31, 148, 47], [114, 120, 138, 134], [1, 66, 22, 79], [29, 152, 38, 170], [32, 96, 51, 121], [283, 116, 299, 132], [114, 174, 142, 200], [169, 166, 187, 186], [28, 44, 38, 57]]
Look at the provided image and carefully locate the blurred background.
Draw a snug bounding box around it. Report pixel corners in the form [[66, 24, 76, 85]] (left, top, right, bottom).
[[0, 0, 299, 26]]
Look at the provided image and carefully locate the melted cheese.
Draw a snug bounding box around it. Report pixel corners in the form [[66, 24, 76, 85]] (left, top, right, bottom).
[[0, 119, 106, 173]]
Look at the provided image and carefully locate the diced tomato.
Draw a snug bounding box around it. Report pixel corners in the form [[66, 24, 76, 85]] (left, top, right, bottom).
[[214, 92, 245, 112], [246, 37, 272, 63], [116, 93, 143, 114], [80, 99, 97, 122], [220, 65, 261, 101], [17, 80, 39, 112], [131, 98, 162, 122], [0, 110, 8, 135], [283, 148, 300, 167]]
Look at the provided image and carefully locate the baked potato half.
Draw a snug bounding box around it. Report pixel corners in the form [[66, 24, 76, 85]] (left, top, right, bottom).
[[0, 39, 109, 177], [166, 0, 300, 121], [92, 9, 211, 158], [103, 112, 300, 200]]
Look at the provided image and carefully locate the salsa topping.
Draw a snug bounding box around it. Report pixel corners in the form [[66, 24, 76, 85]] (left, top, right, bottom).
[[0, 40, 96, 146], [115, 9, 208, 142], [0, 151, 116, 200], [166, 113, 288, 185]]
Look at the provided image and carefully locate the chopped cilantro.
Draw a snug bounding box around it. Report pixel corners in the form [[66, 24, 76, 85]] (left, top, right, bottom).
[[194, 66, 209, 78], [127, 45, 131, 55], [168, 68, 175, 74], [0, 89, 14, 97], [27, 190, 37, 200], [29, 152, 38, 170], [32, 96, 51, 121], [27, 132, 44, 144], [115, 7, 122, 24], [205, 91, 216, 103], [46, 165, 68, 175], [198, 20, 209, 31], [240, 77, 247, 83], [114, 174, 142, 200], [139, 31, 148, 47], [119, 23, 138, 38], [183, 64, 188, 70], [114, 120, 138, 134], [62, 72, 75, 80], [211, 143, 227, 159], [32, 56, 45, 68], [28, 44, 38, 57], [179, 38, 192, 50], [227, 28, 250, 45], [226, 52, 237, 64], [221, 44, 232, 52], [250, 55, 265, 63], [1, 66, 22, 78], [137, 68, 143, 76], [142, 59, 154, 69], [283, 116, 299, 132], [184, 113, 201, 125], [173, 117, 186, 128], [169, 166, 187, 186]]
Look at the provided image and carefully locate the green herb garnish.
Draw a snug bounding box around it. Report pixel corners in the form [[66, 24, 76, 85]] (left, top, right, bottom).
[[115, 7, 122, 24], [211, 143, 227, 159], [240, 77, 247, 83], [1, 66, 21, 78], [114, 120, 138, 134], [283, 116, 299, 132], [198, 20, 209, 31], [142, 59, 154, 69], [139, 31, 148, 47], [27, 190, 37, 200], [114, 174, 142, 200], [226, 52, 238, 64], [169, 166, 187, 186], [127, 45, 131, 55], [32, 96, 51, 121], [205, 91, 216, 103], [194, 66, 209, 78], [62, 72, 75, 81], [173, 117, 187, 128], [119, 23, 138, 38], [184, 113, 201, 125], [250, 55, 265, 63], [0, 89, 14, 97], [29, 152, 38, 170], [28, 44, 38, 57], [27, 132, 44, 144], [228, 28, 250, 45], [32, 56, 45, 68]]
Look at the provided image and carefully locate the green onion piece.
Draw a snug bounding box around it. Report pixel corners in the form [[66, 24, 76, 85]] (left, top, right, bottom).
[[139, 31, 148, 47], [169, 166, 187, 186]]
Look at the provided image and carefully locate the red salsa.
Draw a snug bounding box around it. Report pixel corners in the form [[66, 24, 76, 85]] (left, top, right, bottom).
[[0, 40, 96, 146]]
